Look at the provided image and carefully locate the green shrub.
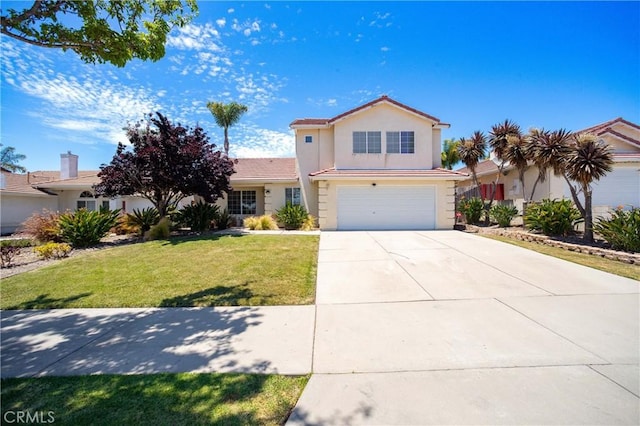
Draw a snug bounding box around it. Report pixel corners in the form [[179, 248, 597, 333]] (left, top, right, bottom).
[[1, 246, 21, 268], [594, 207, 640, 253], [301, 214, 316, 231], [458, 197, 484, 225], [144, 217, 171, 240], [19, 209, 62, 242], [524, 199, 582, 236], [174, 201, 219, 232], [1, 239, 34, 248], [58, 208, 121, 248], [276, 203, 308, 230], [490, 204, 519, 227], [215, 209, 233, 230], [34, 242, 71, 260], [125, 207, 160, 236]]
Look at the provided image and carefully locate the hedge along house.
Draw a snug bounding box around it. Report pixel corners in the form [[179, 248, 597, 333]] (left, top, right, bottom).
[[455, 117, 640, 217], [291, 95, 468, 230]]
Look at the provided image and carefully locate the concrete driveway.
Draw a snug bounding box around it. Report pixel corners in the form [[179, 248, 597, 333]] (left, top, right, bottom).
[[288, 230, 640, 425]]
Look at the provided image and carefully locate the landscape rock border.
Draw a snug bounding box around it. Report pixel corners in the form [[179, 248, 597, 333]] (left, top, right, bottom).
[[463, 225, 639, 265]]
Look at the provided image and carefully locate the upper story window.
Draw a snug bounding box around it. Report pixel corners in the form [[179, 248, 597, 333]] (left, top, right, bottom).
[[386, 131, 415, 154], [304, 135, 313, 144], [353, 131, 382, 154], [285, 187, 301, 205]]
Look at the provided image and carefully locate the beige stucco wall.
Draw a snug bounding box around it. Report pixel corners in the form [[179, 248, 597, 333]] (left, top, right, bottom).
[[333, 103, 436, 170], [0, 194, 58, 234], [315, 180, 455, 230], [295, 127, 334, 217]]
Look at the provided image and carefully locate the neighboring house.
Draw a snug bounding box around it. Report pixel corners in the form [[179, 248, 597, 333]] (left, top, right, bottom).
[[456, 117, 640, 215], [0, 153, 300, 234], [291, 95, 467, 230]]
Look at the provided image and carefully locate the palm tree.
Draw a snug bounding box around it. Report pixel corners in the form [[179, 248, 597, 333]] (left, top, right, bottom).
[[206, 101, 248, 156], [457, 131, 487, 196], [565, 133, 613, 242], [441, 138, 460, 170], [526, 128, 573, 200], [503, 133, 530, 200], [0, 144, 27, 173], [489, 119, 521, 161]]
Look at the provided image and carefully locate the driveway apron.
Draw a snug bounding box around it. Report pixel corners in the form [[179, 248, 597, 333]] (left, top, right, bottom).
[[289, 230, 640, 425]]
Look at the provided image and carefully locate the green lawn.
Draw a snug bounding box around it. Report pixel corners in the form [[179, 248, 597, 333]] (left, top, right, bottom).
[[1, 373, 308, 426], [0, 234, 319, 309], [482, 234, 640, 281]]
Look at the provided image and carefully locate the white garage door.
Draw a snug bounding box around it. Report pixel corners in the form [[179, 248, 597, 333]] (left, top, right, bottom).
[[591, 167, 640, 208], [337, 185, 436, 230]]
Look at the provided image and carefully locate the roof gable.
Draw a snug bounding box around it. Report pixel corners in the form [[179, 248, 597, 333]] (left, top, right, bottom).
[[290, 95, 449, 128], [578, 117, 640, 149]]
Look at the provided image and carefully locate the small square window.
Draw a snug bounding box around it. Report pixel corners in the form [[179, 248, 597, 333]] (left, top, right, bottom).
[[304, 135, 313, 144]]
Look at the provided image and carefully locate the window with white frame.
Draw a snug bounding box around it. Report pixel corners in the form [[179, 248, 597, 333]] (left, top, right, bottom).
[[386, 131, 415, 154], [77, 191, 97, 211], [353, 131, 382, 154], [228, 190, 257, 215], [285, 187, 301, 205]]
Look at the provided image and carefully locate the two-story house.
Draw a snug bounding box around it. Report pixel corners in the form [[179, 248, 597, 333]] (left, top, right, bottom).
[[291, 95, 467, 230]]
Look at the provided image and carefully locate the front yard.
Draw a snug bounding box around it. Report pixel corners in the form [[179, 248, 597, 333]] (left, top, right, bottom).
[[0, 234, 319, 309]]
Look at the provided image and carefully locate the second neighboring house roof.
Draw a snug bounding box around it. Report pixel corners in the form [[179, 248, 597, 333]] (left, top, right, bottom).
[[290, 95, 450, 128], [577, 117, 640, 149]]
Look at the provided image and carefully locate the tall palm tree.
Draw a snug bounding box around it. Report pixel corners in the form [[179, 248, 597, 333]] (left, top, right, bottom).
[[457, 131, 487, 196], [206, 101, 248, 156], [0, 144, 27, 173], [565, 133, 613, 242], [441, 138, 460, 170]]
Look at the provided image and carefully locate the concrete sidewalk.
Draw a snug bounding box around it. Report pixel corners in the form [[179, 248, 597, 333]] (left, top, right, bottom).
[[1, 306, 314, 377]]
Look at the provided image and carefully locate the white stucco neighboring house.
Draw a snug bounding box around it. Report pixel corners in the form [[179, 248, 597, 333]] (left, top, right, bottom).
[[456, 117, 640, 216], [0, 153, 300, 234], [291, 95, 468, 230]]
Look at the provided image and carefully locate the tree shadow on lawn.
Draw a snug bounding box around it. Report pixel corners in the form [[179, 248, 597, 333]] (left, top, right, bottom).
[[3, 293, 93, 310], [1, 371, 295, 425], [160, 283, 275, 307]]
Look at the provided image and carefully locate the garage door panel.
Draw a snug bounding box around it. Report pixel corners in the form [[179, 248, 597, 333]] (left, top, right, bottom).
[[337, 186, 435, 230]]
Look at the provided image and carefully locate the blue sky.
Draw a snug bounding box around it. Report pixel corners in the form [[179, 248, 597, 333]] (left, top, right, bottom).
[[1, 1, 639, 171]]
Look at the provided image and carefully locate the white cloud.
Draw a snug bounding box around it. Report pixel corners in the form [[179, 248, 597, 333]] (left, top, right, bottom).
[[230, 126, 295, 158], [2, 41, 160, 147], [381, 46, 390, 52], [216, 17, 226, 27], [166, 23, 221, 51], [227, 8, 235, 13]]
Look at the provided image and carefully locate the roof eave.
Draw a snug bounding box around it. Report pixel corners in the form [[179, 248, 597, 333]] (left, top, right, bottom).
[[309, 174, 468, 182]]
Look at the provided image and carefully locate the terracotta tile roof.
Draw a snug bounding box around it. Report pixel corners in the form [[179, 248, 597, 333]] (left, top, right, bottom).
[[577, 117, 640, 135], [0, 172, 57, 196], [291, 95, 449, 128], [455, 159, 508, 177], [309, 167, 467, 180], [232, 158, 297, 181], [289, 118, 331, 126], [35, 171, 101, 188]]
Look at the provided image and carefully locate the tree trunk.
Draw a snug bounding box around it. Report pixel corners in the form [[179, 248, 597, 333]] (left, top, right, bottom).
[[562, 174, 585, 217], [583, 184, 593, 243], [224, 127, 229, 156]]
